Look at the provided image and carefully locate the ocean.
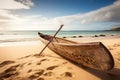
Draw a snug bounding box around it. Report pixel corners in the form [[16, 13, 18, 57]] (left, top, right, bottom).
[[0, 30, 120, 43]]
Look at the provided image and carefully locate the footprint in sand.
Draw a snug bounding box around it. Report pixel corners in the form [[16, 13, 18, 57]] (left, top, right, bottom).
[[27, 69, 32, 73], [33, 54, 45, 58], [19, 63, 26, 68], [38, 77, 44, 80], [36, 59, 48, 65], [62, 61, 68, 64], [29, 69, 45, 79], [46, 66, 58, 70], [0, 64, 20, 78], [40, 59, 48, 62], [113, 44, 120, 47], [61, 72, 72, 77], [37, 62, 41, 65], [0, 60, 15, 67], [117, 58, 120, 61], [43, 71, 53, 76], [19, 55, 31, 59], [28, 63, 32, 65], [29, 74, 38, 79], [35, 69, 45, 76]]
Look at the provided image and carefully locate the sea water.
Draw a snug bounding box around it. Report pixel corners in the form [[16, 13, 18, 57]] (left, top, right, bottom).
[[0, 30, 120, 43]]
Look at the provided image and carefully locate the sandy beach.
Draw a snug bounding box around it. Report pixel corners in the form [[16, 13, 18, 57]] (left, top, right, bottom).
[[0, 0, 120, 79], [0, 35, 120, 80]]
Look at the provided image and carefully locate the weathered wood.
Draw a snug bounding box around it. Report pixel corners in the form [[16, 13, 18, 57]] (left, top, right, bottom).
[[38, 25, 63, 56], [38, 33, 114, 71]]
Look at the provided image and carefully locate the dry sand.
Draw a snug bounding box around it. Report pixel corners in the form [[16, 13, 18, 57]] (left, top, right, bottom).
[[0, 36, 120, 80]]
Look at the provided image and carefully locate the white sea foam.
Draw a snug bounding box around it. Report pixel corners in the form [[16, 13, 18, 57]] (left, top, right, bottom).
[[0, 30, 120, 44]]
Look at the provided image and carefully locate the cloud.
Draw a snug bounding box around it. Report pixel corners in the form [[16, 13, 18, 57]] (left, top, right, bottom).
[[0, 9, 21, 21], [0, 0, 34, 30], [14, 0, 34, 8], [54, 0, 120, 24], [0, 0, 33, 10], [0, 0, 120, 30], [0, 14, 56, 30], [0, 0, 34, 22]]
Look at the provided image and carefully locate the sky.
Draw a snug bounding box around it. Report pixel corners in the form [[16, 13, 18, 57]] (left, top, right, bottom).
[[0, 0, 120, 31]]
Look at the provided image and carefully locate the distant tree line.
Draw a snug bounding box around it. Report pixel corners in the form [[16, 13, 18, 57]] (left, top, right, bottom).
[[111, 27, 120, 31]]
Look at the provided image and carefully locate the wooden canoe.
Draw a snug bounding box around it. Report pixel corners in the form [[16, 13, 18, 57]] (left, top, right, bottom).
[[38, 32, 114, 71]]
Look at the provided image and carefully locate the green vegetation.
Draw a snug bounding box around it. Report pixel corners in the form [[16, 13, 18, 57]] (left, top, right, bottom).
[[111, 27, 120, 31]]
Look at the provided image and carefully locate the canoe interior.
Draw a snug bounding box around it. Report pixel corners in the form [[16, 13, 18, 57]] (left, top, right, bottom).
[[38, 32, 114, 71]]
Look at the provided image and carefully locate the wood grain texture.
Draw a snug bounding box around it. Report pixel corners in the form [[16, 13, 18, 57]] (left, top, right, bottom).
[[38, 32, 114, 71]]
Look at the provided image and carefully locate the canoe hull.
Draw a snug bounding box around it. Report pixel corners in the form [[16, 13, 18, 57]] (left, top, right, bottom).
[[38, 32, 114, 71]]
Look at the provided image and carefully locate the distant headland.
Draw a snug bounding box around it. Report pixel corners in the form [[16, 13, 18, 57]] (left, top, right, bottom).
[[110, 27, 120, 31]]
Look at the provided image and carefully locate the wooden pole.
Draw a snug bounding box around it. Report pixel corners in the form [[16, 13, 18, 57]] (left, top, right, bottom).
[[39, 25, 64, 56]]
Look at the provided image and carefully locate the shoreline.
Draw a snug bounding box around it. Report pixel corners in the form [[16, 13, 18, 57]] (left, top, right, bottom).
[[0, 35, 120, 62], [0, 35, 120, 80], [0, 34, 119, 45]]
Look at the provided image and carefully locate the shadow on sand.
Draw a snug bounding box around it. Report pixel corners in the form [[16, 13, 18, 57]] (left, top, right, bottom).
[[84, 67, 120, 80], [42, 54, 120, 80], [69, 59, 120, 80]]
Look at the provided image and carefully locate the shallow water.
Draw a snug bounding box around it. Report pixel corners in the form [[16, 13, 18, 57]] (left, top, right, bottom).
[[0, 30, 120, 43]]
